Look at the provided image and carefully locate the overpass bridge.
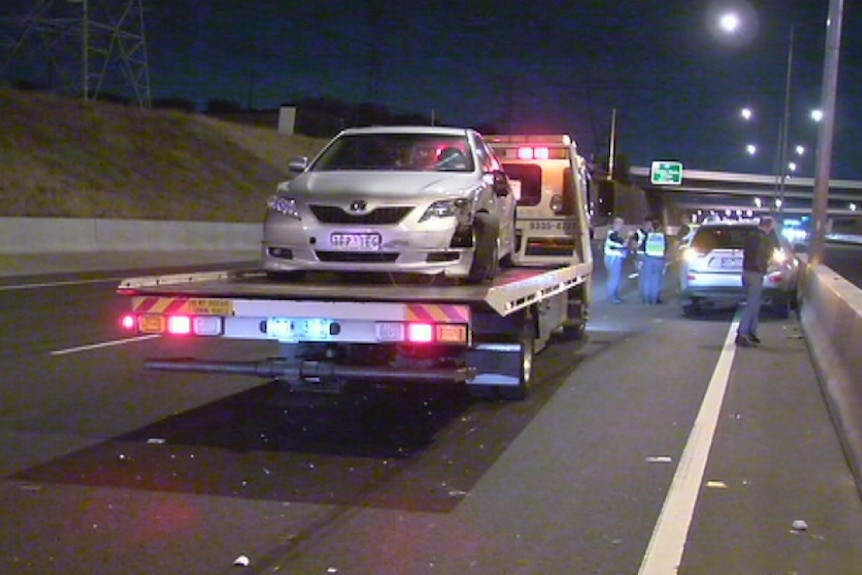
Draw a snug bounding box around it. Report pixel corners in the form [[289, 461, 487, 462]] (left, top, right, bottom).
[[629, 166, 862, 226]]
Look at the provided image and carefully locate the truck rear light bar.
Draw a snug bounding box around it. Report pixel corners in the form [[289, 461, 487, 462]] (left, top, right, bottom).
[[122, 313, 224, 337]]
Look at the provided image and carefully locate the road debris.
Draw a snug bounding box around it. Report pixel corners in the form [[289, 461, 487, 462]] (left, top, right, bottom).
[[792, 519, 809, 532], [645, 456, 673, 464], [233, 554, 251, 567], [705, 480, 728, 489]]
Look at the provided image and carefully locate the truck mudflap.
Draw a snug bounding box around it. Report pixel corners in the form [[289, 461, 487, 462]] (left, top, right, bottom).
[[145, 357, 476, 387]]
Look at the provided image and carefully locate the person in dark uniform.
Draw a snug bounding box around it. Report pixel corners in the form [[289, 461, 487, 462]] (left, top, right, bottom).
[[736, 217, 776, 347]]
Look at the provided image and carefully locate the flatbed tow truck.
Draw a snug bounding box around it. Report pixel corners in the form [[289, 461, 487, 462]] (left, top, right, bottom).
[[117, 261, 591, 399]]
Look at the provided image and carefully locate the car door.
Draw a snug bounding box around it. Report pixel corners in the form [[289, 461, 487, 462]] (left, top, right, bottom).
[[475, 135, 516, 251]]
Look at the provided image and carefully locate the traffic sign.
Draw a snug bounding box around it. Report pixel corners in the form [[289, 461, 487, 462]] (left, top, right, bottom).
[[650, 161, 683, 185]]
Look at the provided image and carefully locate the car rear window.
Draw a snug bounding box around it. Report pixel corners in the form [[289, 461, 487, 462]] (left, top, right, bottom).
[[691, 226, 757, 251]]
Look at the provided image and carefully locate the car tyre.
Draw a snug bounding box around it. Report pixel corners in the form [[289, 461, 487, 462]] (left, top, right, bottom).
[[466, 213, 499, 284], [773, 296, 791, 319], [682, 298, 702, 317], [497, 321, 535, 400]]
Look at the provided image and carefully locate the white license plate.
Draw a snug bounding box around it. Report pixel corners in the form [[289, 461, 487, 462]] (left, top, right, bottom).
[[330, 232, 381, 251], [720, 258, 742, 269]]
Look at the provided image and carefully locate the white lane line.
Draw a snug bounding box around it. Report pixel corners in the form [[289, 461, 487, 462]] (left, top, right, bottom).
[[49, 335, 160, 356], [638, 316, 740, 575], [0, 277, 125, 291]]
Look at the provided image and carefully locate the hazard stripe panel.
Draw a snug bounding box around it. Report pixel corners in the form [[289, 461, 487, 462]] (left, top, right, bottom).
[[131, 297, 234, 316], [405, 304, 471, 324]]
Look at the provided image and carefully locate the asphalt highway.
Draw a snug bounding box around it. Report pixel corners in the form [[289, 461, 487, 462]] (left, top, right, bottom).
[[1, 254, 861, 574]]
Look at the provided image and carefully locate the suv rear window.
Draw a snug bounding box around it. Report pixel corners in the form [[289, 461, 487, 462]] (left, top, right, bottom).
[[692, 225, 785, 252], [503, 163, 541, 206], [691, 225, 757, 251]]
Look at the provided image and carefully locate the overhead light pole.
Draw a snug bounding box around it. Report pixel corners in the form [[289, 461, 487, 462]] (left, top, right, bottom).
[[810, 0, 845, 265], [775, 26, 794, 216]]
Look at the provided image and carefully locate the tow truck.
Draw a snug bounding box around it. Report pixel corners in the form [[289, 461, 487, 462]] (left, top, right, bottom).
[[116, 131, 594, 400], [118, 261, 591, 399]]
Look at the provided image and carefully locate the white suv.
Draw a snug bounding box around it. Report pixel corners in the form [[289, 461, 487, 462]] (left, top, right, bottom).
[[262, 126, 516, 283]]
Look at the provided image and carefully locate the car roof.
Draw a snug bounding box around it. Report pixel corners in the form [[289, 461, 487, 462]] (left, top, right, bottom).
[[337, 125, 472, 137], [699, 220, 759, 228]]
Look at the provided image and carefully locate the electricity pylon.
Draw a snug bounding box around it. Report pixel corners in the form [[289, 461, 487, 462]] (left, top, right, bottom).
[[1, 0, 151, 107]]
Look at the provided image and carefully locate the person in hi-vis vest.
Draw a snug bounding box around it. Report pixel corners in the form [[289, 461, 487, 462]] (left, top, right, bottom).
[[603, 217, 628, 303], [632, 216, 653, 303], [642, 219, 667, 304]]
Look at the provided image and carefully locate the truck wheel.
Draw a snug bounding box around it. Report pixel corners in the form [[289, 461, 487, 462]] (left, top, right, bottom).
[[466, 213, 500, 284], [498, 322, 535, 400]]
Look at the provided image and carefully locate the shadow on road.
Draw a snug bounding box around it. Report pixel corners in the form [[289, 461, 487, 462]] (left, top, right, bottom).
[[12, 338, 589, 513]]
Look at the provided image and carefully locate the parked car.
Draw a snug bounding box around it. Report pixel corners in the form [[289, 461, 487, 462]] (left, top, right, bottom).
[[262, 126, 516, 283], [679, 220, 799, 317]]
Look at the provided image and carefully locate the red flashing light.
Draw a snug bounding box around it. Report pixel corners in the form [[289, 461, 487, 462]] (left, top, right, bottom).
[[516, 146, 550, 160], [407, 323, 434, 343], [167, 315, 192, 335], [121, 315, 136, 330]]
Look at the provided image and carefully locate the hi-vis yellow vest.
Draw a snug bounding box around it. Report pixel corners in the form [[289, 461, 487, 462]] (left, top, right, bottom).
[[645, 232, 666, 257]]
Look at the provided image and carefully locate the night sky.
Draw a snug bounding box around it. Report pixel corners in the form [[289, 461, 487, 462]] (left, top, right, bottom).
[[4, 0, 861, 178]]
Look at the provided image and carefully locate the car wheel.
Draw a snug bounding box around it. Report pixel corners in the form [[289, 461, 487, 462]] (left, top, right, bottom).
[[682, 298, 702, 317], [497, 321, 535, 400], [466, 213, 499, 284], [773, 297, 791, 319]]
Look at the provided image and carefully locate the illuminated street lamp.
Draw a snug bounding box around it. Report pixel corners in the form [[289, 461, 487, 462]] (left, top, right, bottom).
[[795, 144, 806, 156], [719, 12, 741, 34], [746, 143, 757, 155], [740, 107, 753, 121], [788, 161, 797, 173], [718, 12, 794, 214], [811, 109, 824, 122]]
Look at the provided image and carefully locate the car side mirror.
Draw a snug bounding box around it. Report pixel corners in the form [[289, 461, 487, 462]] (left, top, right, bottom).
[[288, 156, 309, 173], [492, 171, 510, 197]]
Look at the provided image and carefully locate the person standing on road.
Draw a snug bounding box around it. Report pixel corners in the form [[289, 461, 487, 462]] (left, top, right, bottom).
[[632, 217, 654, 303], [643, 219, 668, 305], [604, 216, 628, 303], [736, 216, 776, 347]]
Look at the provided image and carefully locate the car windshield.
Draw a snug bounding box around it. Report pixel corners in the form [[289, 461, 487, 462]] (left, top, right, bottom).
[[692, 225, 782, 252], [311, 133, 475, 172]]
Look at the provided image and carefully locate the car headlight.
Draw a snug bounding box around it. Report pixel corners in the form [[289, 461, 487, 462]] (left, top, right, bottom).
[[419, 198, 472, 223], [267, 196, 301, 220], [771, 248, 788, 265]]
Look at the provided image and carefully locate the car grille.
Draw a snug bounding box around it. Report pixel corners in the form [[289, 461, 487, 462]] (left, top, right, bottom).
[[310, 205, 413, 225], [316, 251, 399, 263]]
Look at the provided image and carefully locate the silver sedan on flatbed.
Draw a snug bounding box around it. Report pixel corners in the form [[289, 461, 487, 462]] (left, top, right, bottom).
[[262, 126, 517, 283]]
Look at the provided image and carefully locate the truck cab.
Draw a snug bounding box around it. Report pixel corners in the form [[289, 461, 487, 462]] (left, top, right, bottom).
[[487, 134, 591, 268]]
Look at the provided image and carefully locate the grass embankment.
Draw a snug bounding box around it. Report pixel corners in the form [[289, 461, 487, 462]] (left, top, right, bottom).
[[0, 87, 326, 222]]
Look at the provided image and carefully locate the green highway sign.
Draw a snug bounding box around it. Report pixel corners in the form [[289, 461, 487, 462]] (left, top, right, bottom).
[[650, 161, 683, 185]]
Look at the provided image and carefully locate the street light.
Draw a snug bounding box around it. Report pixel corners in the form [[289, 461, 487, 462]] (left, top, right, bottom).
[[746, 143, 757, 155], [740, 107, 753, 121], [795, 144, 806, 156], [811, 109, 824, 122], [718, 13, 794, 214]]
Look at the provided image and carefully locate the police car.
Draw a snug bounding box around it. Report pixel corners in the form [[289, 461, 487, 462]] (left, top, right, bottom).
[[487, 134, 590, 267]]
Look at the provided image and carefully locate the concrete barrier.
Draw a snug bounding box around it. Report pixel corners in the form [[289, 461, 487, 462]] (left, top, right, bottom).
[[799, 261, 862, 496], [0, 217, 261, 253]]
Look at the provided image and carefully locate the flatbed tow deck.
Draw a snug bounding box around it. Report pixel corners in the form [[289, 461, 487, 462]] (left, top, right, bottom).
[[117, 262, 592, 399]]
